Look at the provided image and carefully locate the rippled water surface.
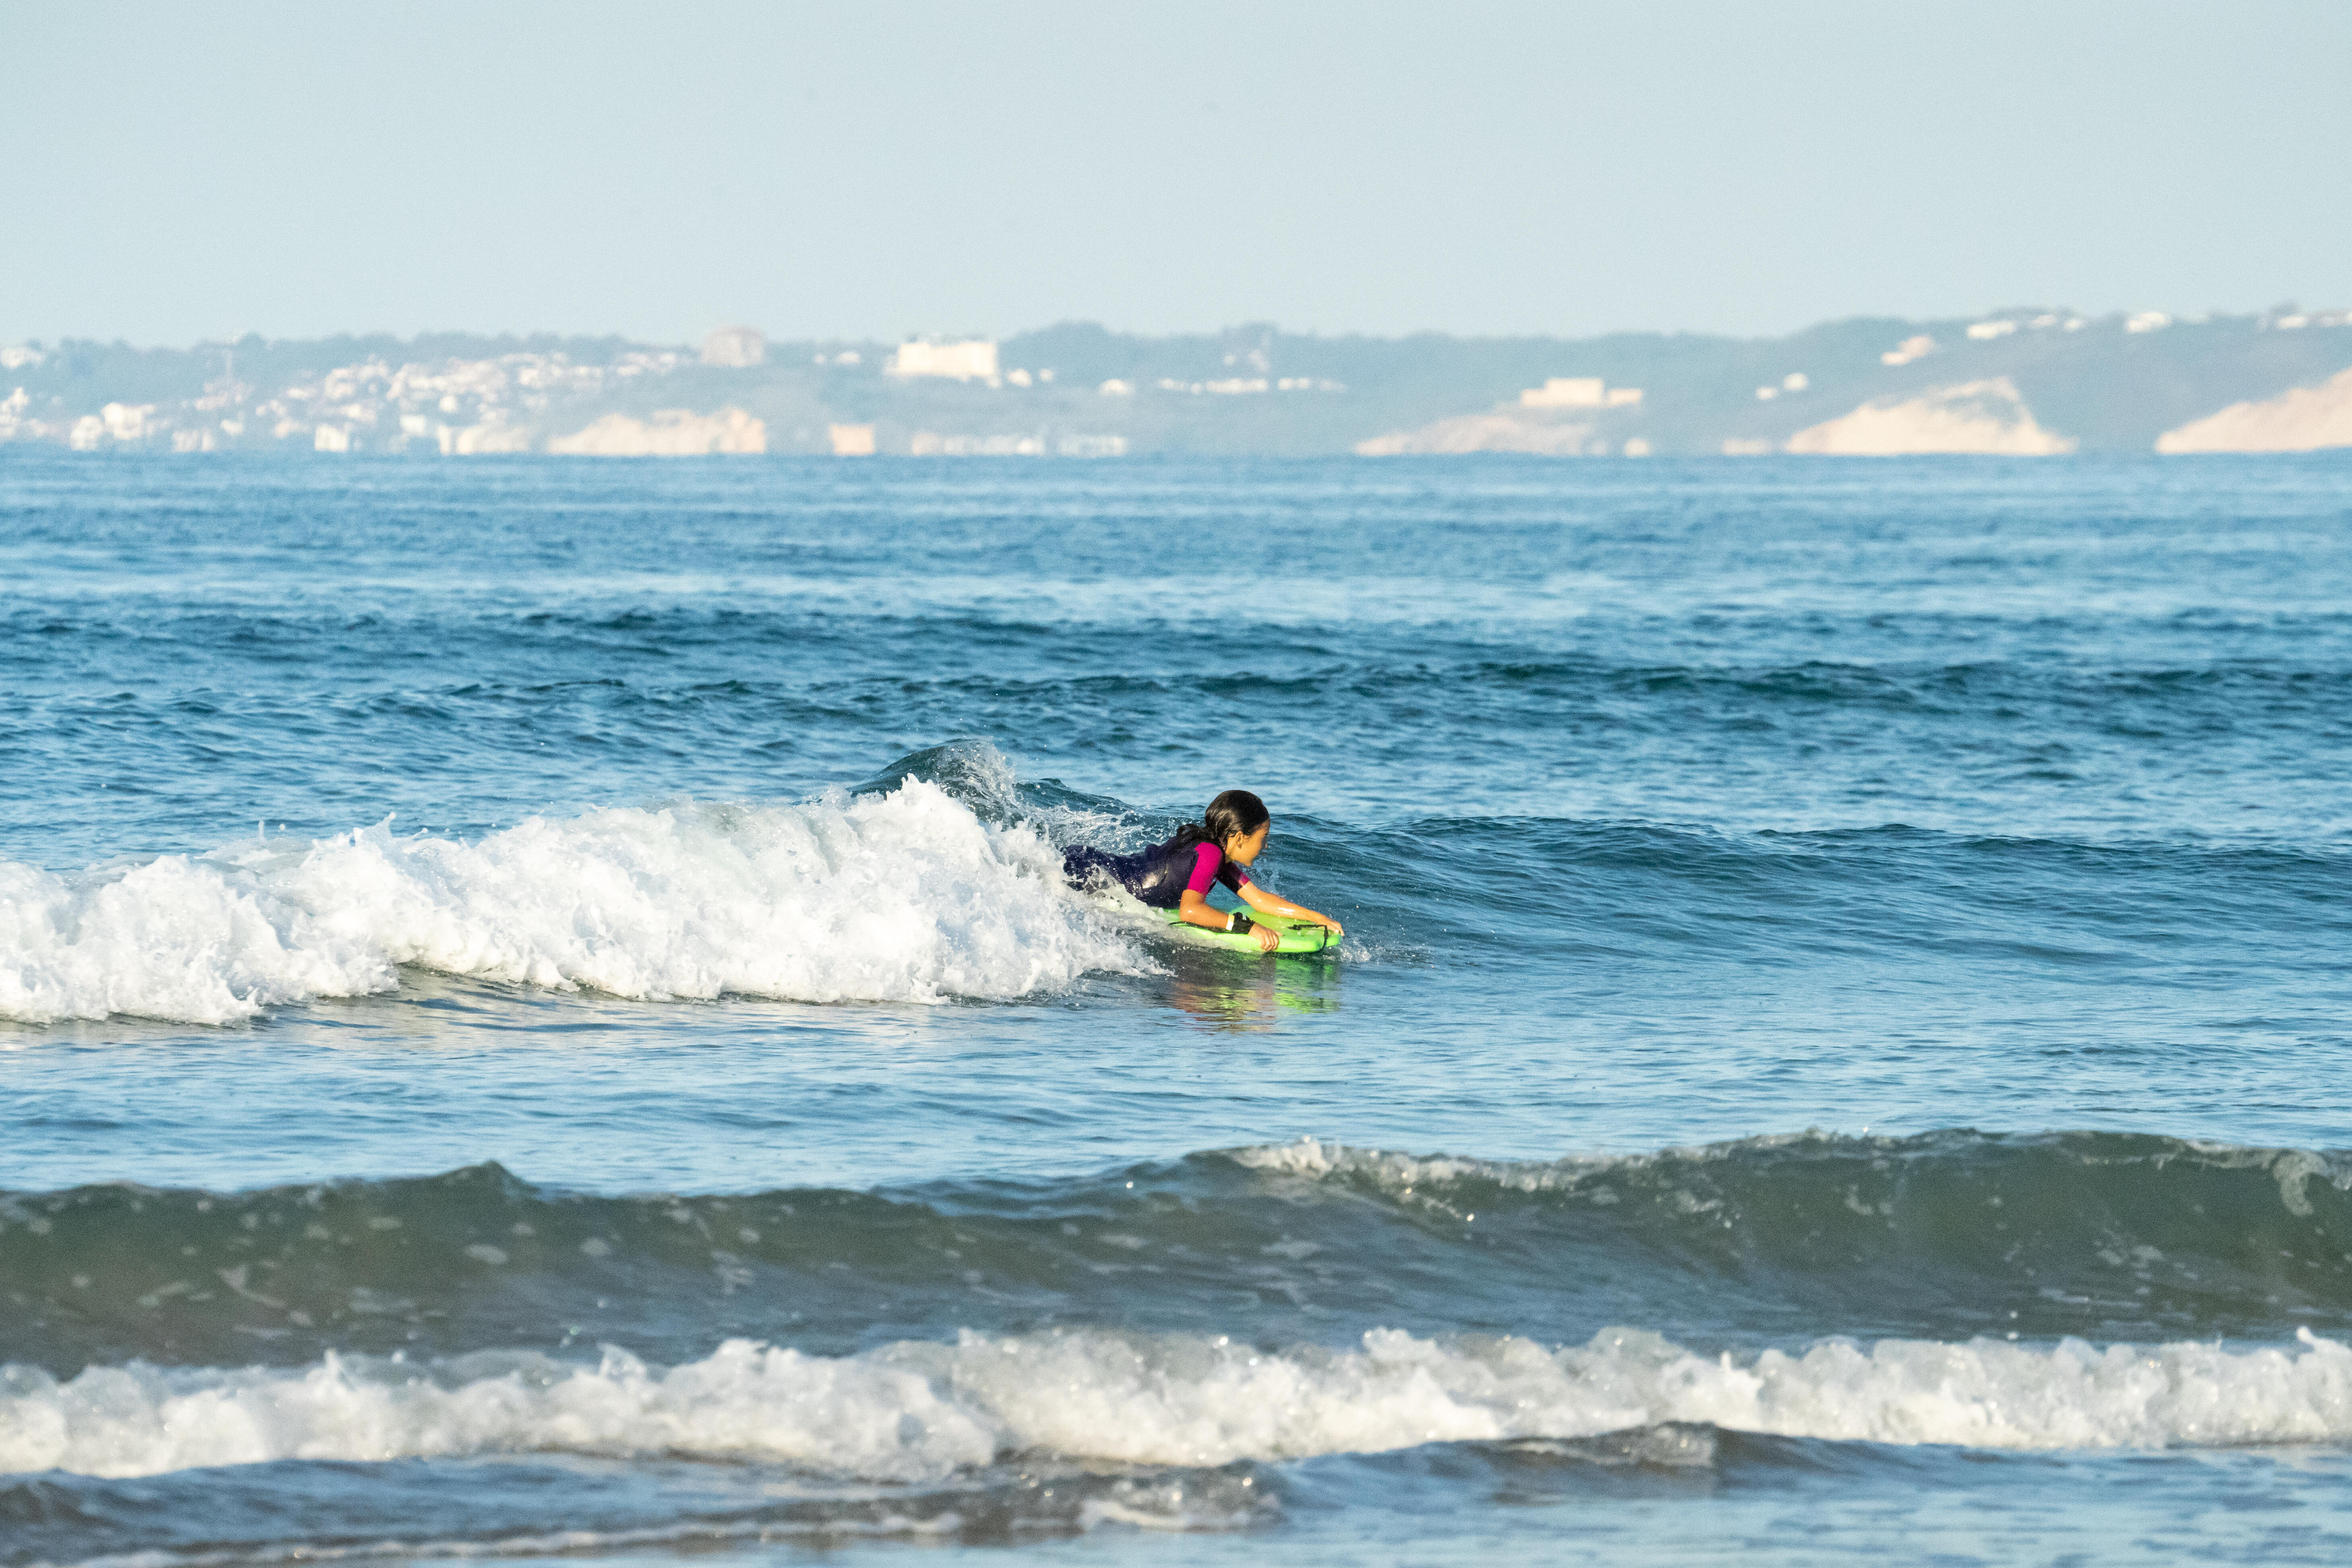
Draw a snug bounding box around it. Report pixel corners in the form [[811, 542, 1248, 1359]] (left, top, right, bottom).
[[4, 450, 2352, 1565]]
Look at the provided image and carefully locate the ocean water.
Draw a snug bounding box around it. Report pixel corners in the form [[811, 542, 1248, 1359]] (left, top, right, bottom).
[[4, 449, 2352, 1566]]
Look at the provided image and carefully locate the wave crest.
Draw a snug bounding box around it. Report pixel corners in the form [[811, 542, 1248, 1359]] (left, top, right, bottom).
[[10, 1131, 2352, 1376], [0, 779, 1142, 1024], [9, 1324, 2352, 1482]]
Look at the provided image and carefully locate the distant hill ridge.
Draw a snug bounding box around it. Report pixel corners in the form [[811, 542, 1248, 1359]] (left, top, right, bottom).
[[4, 310, 2348, 457]]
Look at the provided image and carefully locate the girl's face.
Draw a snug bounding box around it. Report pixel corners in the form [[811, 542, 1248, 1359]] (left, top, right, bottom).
[[1225, 822, 1270, 864]]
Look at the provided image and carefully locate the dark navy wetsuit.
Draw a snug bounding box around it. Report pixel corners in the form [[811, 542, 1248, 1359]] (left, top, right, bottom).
[[1063, 836, 1253, 909]]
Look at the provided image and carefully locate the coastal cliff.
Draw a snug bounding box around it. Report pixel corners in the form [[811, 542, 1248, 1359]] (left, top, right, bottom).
[[2155, 367, 2352, 453]]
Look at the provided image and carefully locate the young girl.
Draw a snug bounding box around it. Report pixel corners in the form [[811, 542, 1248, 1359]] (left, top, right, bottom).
[[1062, 789, 1344, 953]]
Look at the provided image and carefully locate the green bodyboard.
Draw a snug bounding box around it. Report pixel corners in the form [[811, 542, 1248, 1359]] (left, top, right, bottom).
[[1159, 909, 1339, 955]]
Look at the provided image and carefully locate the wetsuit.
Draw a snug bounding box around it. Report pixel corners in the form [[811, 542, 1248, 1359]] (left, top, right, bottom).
[[1063, 835, 1253, 909]]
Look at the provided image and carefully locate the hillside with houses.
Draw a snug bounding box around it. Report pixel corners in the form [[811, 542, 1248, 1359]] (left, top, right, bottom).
[[6, 307, 2350, 460]]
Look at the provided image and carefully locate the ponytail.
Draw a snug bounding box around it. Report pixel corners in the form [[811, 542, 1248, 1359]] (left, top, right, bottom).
[[1173, 789, 1270, 852]]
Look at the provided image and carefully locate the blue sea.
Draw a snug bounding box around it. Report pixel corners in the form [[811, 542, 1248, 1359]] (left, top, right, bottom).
[[5, 450, 2352, 1566]]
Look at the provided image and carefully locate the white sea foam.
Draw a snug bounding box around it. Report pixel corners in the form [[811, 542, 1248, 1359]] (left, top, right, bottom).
[[0, 780, 1142, 1025], [8, 1324, 2352, 1481], [1232, 1133, 1606, 1188], [1229, 1133, 2352, 1217], [1228, 1132, 1729, 1207]]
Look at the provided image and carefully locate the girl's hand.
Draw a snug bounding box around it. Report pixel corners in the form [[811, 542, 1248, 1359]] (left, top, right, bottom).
[[1321, 918, 1344, 936], [1254, 924, 1281, 952]]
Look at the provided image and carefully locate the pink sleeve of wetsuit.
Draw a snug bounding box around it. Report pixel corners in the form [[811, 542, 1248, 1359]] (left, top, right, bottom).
[[1187, 843, 1251, 895]]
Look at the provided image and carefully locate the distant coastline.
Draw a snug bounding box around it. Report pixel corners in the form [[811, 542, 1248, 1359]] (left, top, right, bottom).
[[5, 309, 2349, 458]]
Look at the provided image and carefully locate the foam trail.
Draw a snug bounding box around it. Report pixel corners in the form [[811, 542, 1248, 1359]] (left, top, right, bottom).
[[0, 780, 1142, 1025], [8, 1326, 2352, 1481]]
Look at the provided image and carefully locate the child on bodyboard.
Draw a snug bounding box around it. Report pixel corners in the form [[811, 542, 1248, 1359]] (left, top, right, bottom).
[[1061, 789, 1344, 952]]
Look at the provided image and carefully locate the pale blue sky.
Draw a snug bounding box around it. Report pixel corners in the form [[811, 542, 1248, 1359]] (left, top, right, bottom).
[[5, 0, 2346, 346]]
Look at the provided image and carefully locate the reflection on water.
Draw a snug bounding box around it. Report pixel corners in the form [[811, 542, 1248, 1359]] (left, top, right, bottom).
[[1158, 946, 1344, 1032]]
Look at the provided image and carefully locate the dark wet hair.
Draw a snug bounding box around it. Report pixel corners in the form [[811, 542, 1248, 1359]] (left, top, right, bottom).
[[1174, 789, 1270, 851]]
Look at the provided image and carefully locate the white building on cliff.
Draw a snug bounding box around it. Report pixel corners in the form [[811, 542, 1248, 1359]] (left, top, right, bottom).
[[888, 339, 999, 382]]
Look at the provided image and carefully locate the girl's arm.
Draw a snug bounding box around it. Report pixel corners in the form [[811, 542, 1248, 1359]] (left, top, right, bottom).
[[1240, 880, 1343, 935], [1177, 887, 1287, 951], [1178, 886, 1324, 952], [1176, 888, 1237, 930]]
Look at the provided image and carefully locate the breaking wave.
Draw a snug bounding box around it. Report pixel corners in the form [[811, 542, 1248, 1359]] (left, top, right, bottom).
[[9, 1324, 2352, 1483], [0, 777, 1144, 1025]]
